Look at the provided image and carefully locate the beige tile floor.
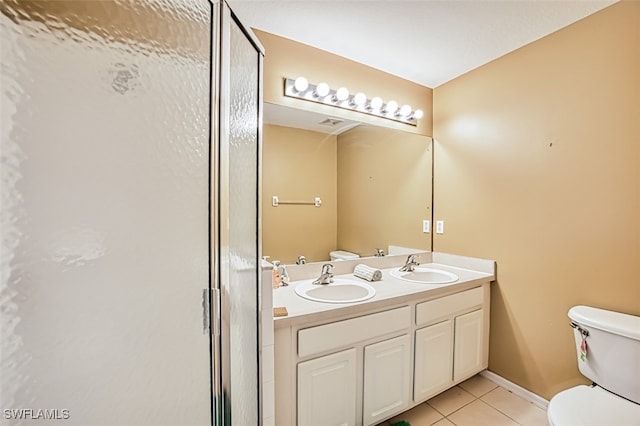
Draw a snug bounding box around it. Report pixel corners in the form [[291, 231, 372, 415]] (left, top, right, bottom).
[[377, 374, 548, 426]]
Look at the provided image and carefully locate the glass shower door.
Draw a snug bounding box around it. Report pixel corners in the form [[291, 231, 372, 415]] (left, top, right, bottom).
[[217, 4, 264, 425], [1, 1, 214, 424]]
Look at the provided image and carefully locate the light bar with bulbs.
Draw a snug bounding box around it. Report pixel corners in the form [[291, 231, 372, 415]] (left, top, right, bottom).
[[283, 77, 424, 126]]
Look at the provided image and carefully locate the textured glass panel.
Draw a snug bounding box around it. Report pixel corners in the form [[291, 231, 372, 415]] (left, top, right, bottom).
[[227, 16, 260, 426], [1, 1, 212, 424]]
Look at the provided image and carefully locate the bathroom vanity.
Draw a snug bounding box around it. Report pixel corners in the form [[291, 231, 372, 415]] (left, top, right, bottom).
[[272, 253, 494, 426]]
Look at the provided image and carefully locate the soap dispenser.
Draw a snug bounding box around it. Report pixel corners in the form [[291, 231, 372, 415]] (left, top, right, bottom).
[[272, 260, 282, 289], [280, 264, 290, 286]]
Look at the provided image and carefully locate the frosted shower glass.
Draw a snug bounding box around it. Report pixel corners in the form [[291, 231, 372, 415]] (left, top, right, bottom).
[[1, 1, 213, 425], [218, 8, 261, 425]]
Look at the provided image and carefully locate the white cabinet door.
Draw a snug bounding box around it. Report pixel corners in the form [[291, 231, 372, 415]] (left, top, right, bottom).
[[453, 309, 484, 382], [414, 320, 454, 403], [298, 348, 357, 426], [363, 335, 412, 426]]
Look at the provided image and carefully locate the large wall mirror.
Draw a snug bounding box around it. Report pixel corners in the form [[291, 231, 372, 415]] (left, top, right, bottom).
[[263, 103, 433, 264]]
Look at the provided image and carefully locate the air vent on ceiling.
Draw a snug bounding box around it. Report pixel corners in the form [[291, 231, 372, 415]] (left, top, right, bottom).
[[319, 117, 344, 127]]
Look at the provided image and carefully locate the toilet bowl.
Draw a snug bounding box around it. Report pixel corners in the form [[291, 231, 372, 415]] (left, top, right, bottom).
[[329, 250, 359, 261], [547, 306, 640, 426], [548, 385, 640, 426]]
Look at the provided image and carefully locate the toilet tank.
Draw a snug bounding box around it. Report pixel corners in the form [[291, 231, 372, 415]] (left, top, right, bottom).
[[568, 305, 640, 404], [329, 250, 359, 261]]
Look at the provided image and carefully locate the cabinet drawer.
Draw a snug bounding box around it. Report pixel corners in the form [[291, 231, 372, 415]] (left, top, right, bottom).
[[298, 306, 410, 358], [416, 287, 483, 326]]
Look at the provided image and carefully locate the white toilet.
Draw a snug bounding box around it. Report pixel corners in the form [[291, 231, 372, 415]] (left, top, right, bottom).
[[329, 250, 359, 262], [547, 305, 640, 425]]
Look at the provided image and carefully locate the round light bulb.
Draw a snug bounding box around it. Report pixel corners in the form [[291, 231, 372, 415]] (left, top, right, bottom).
[[314, 82, 330, 98], [385, 100, 398, 114], [335, 87, 349, 102], [399, 104, 412, 117], [369, 96, 383, 111], [353, 92, 367, 107], [413, 109, 424, 120], [294, 76, 309, 92]]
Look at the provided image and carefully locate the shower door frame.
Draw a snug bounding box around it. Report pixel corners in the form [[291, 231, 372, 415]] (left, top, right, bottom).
[[210, 1, 265, 424]]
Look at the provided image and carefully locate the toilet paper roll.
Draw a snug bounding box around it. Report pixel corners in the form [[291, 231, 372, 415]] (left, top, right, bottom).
[[354, 264, 382, 282]]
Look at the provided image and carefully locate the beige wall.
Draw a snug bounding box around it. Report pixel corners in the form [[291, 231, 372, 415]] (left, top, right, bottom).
[[254, 29, 433, 136], [338, 126, 433, 256], [262, 124, 337, 264], [433, 1, 640, 400]]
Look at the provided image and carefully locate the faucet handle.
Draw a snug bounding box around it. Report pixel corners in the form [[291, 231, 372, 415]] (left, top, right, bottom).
[[399, 255, 420, 272], [375, 248, 385, 257], [312, 263, 335, 285]]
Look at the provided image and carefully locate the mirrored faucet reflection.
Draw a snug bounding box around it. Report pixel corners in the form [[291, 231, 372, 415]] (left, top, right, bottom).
[[399, 254, 420, 272], [312, 263, 334, 285]]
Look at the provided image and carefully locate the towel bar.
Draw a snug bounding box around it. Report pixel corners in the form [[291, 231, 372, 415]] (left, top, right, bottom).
[[272, 195, 322, 207]]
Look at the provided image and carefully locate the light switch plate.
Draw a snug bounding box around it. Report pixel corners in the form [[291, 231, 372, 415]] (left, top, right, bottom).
[[436, 220, 444, 234], [422, 220, 430, 233]]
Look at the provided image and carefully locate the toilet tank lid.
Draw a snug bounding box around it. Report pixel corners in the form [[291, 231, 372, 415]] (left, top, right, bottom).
[[330, 250, 359, 258], [569, 306, 640, 341]]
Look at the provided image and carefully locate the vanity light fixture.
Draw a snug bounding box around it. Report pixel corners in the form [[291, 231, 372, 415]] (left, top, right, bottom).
[[369, 96, 383, 112], [293, 76, 309, 93], [351, 92, 367, 107], [314, 82, 330, 98], [383, 100, 398, 115], [399, 104, 412, 117], [334, 87, 350, 103], [283, 76, 423, 126]]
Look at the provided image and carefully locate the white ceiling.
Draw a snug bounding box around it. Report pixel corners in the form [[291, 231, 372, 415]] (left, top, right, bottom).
[[228, 0, 617, 88]]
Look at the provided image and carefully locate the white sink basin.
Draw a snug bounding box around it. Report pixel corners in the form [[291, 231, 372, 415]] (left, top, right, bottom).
[[390, 267, 459, 284], [295, 278, 376, 304]]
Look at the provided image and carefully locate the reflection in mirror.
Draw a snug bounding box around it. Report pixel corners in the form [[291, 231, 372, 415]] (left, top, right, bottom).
[[263, 103, 433, 264]]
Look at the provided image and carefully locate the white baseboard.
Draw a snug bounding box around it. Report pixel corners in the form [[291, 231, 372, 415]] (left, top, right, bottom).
[[480, 370, 549, 410]]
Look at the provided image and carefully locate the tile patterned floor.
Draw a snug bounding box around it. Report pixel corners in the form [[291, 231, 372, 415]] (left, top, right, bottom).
[[377, 374, 548, 426]]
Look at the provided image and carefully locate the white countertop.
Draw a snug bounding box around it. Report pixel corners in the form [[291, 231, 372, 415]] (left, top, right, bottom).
[[272, 253, 495, 328]]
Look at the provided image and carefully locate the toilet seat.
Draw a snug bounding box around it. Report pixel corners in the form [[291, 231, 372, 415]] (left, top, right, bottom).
[[548, 385, 640, 426]]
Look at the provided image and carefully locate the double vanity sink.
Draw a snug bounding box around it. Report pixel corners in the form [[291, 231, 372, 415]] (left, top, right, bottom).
[[273, 251, 494, 326], [271, 252, 496, 426], [294, 266, 460, 304]]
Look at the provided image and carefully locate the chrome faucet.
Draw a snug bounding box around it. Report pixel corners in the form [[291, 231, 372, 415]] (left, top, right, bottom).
[[399, 255, 420, 272], [312, 263, 334, 285], [375, 248, 385, 257], [296, 255, 307, 265]]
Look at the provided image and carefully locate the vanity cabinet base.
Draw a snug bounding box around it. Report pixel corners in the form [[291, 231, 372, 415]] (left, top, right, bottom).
[[275, 282, 491, 426]]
